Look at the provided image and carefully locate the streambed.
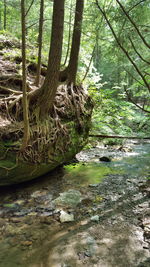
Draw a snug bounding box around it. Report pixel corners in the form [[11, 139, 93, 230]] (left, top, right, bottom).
[[0, 141, 149, 266]]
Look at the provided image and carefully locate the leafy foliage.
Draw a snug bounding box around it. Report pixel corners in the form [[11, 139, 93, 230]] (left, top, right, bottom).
[[0, 0, 149, 137]]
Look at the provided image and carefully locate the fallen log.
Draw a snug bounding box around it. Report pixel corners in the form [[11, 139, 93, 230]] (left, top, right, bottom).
[[89, 134, 150, 140]]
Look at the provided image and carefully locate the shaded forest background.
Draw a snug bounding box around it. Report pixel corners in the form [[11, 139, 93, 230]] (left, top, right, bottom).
[[0, 0, 150, 139]]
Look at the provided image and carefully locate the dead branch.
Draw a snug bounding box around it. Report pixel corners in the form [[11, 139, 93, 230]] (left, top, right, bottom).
[[89, 134, 150, 139]]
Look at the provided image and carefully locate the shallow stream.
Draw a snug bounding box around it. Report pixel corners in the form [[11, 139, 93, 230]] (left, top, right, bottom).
[[0, 141, 149, 267]]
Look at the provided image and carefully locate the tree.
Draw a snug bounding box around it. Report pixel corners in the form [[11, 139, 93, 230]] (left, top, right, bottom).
[[21, 0, 30, 149], [35, 0, 44, 86], [67, 0, 84, 83], [4, 0, 7, 30], [38, 0, 65, 117], [60, 0, 85, 84]]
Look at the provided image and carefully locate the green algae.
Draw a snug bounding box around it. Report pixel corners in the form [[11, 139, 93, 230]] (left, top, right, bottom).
[[64, 162, 123, 187]]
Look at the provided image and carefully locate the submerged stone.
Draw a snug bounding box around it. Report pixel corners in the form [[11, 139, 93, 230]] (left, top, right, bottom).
[[54, 189, 82, 207], [99, 156, 111, 162], [90, 215, 100, 222], [59, 210, 74, 223]]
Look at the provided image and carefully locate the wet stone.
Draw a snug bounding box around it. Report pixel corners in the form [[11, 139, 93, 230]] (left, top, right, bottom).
[[99, 156, 111, 162], [90, 215, 100, 222], [31, 190, 48, 198], [54, 189, 82, 207], [60, 210, 74, 223], [89, 184, 99, 188]]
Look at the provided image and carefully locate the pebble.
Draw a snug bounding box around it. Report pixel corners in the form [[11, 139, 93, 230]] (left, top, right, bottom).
[[60, 210, 74, 223], [89, 184, 98, 187], [90, 215, 100, 222], [20, 241, 32, 246]]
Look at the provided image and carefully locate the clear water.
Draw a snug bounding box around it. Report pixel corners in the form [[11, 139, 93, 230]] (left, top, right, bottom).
[[63, 143, 150, 187]]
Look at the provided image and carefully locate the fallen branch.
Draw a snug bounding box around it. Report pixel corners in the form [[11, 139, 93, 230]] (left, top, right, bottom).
[[89, 134, 150, 140]]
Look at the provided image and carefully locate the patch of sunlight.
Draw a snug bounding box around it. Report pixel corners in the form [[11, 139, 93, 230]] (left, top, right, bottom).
[[64, 163, 123, 187]]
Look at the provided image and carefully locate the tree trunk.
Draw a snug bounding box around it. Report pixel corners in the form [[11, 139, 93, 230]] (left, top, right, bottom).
[[67, 0, 84, 84], [0, 9, 2, 30], [62, 0, 73, 67], [39, 0, 65, 117], [35, 0, 44, 86], [21, 0, 30, 149], [4, 0, 6, 30]]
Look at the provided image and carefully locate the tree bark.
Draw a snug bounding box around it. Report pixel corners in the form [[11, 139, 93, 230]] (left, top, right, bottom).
[[39, 0, 65, 117], [4, 0, 6, 30], [21, 0, 30, 149], [35, 0, 44, 86], [67, 0, 84, 84], [62, 0, 73, 67]]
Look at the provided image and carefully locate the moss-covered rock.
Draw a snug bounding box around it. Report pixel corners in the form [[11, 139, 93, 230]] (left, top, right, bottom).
[[0, 85, 93, 185]]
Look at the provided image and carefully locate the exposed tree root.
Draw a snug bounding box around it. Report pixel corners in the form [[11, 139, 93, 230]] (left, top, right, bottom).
[[0, 85, 22, 95], [0, 82, 93, 164]]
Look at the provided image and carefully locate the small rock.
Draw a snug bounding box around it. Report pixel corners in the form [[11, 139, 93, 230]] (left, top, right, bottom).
[[40, 211, 53, 217], [54, 189, 82, 207], [14, 199, 25, 205], [3, 203, 19, 210], [9, 217, 23, 223], [21, 240, 32, 246], [89, 184, 98, 187], [99, 157, 111, 162], [60, 210, 74, 223], [31, 190, 48, 198], [90, 215, 100, 222], [84, 251, 92, 257], [78, 252, 85, 260], [28, 212, 37, 216], [0, 218, 6, 226]]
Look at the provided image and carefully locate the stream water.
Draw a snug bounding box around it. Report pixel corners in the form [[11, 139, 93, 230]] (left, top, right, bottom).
[[0, 141, 149, 267]]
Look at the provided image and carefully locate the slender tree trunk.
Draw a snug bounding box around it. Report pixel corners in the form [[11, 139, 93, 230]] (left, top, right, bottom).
[[67, 0, 84, 84], [62, 0, 73, 67], [4, 0, 6, 30], [21, 0, 30, 149], [0, 9, 2, 30], [35, 0, 44, 86], [39, 0, 65, 117]]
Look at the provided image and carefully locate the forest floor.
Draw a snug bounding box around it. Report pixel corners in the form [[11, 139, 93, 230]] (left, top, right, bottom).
[[0, 141, 149, 267]]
